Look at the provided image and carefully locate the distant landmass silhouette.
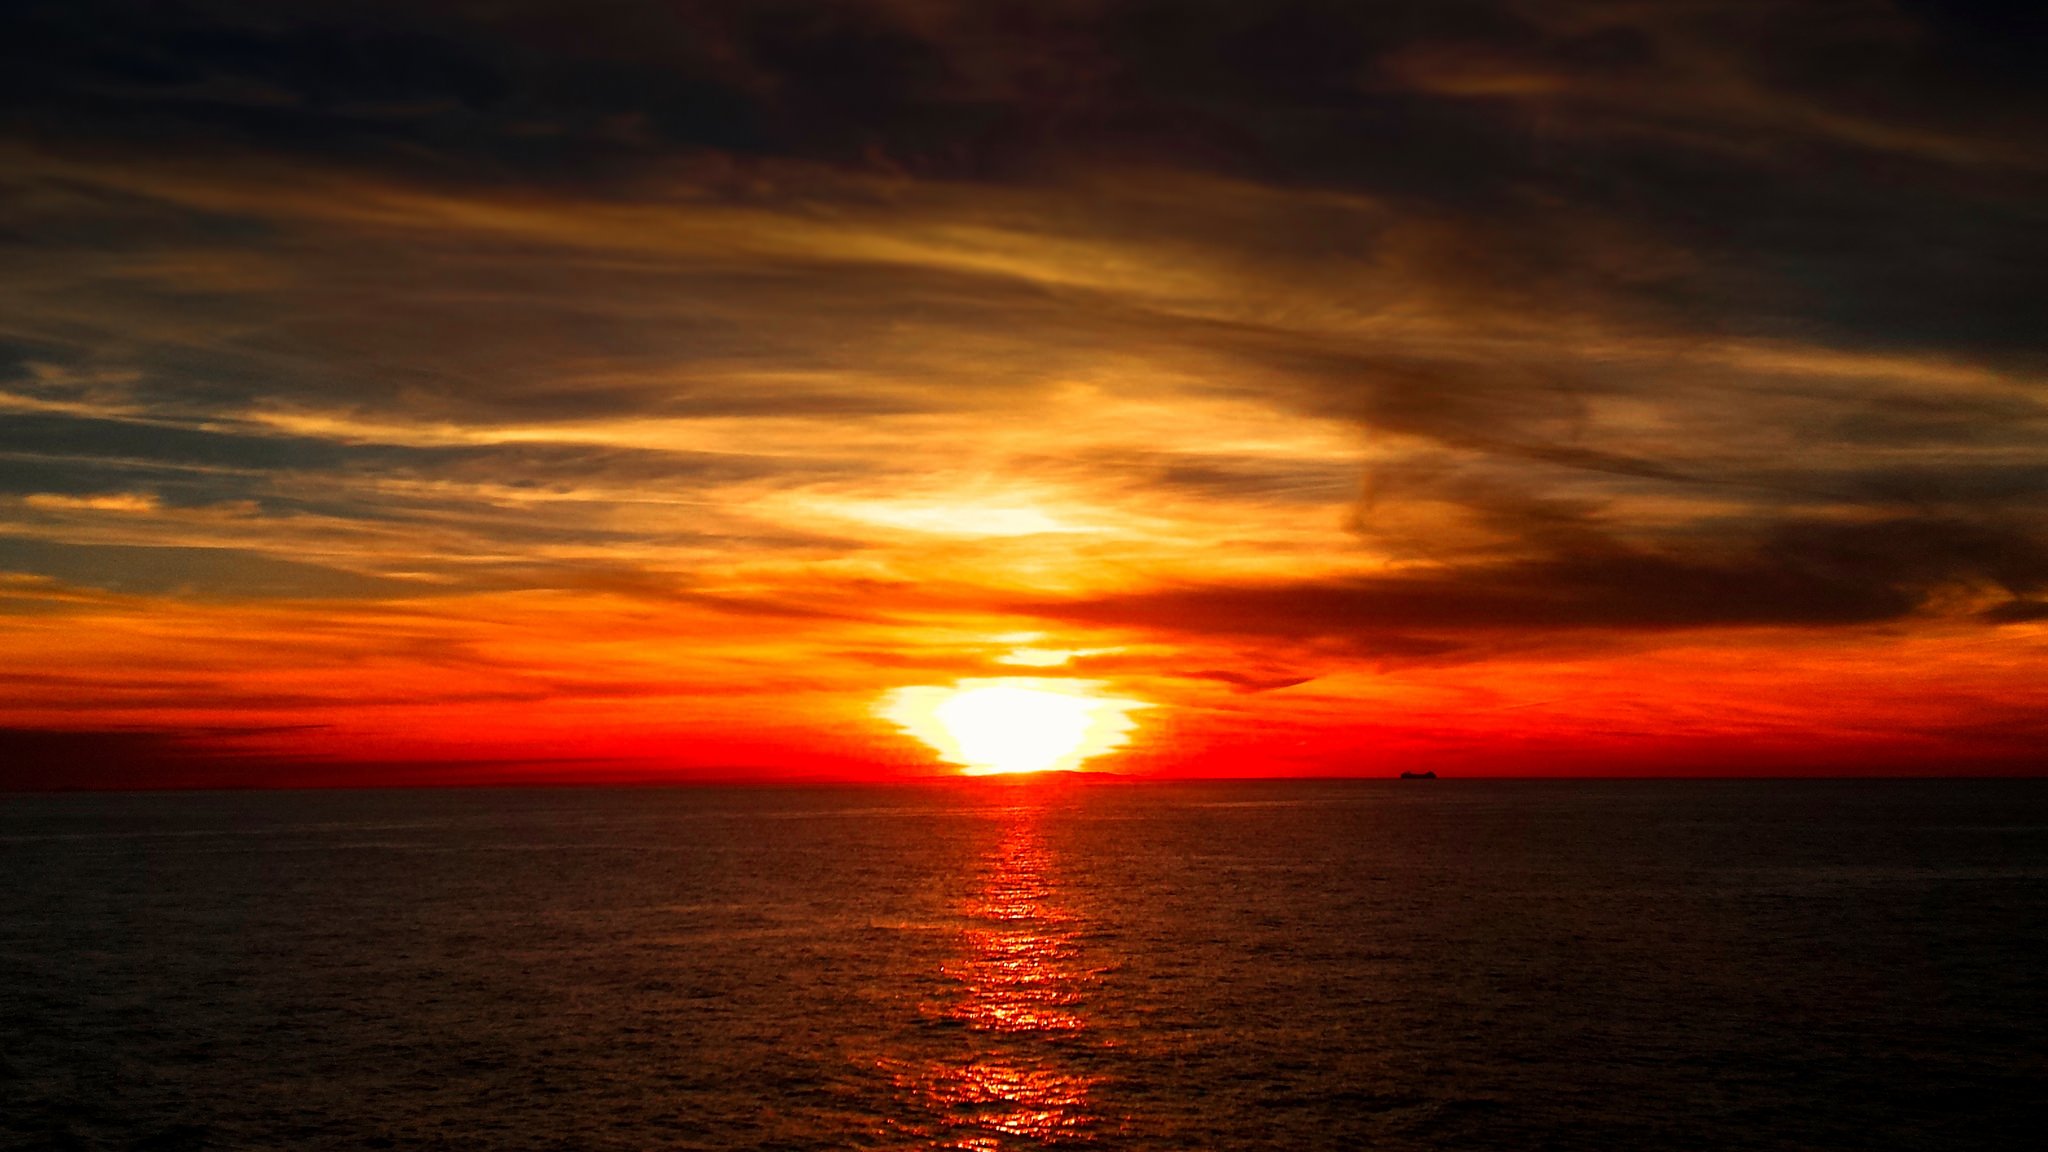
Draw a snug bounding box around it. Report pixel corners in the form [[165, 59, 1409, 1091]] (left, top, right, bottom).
[[1399, 771, 1437, 779]]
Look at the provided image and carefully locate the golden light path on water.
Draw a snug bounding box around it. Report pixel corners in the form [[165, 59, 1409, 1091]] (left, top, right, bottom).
[[882, 805, 1111, 1147], [869, 673, 1140, 1143], [878, 679, 1150, 776]]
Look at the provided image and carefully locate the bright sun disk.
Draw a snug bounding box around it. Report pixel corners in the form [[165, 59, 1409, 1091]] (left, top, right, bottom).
[[878, 678, 1149, 775]]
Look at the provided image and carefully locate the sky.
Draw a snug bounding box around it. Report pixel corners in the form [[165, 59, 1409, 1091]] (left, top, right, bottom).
[[2, 0, 2045, 786]]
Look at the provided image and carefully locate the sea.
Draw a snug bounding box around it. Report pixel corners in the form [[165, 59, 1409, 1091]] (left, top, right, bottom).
[[1, 779, 2043, 1151]]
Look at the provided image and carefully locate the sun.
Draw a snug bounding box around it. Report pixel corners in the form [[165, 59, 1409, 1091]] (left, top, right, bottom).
[[879, 678, 1149, 775]]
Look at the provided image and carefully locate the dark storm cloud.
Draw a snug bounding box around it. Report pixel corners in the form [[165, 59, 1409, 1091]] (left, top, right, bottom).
[[1, 0, 2044, 639], [1983, 599, 2048, 624], [1024, 516, 2048, 641], [8, 0, 2042, 380]]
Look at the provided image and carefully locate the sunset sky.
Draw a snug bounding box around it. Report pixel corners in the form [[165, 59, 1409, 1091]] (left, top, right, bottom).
[[3, 0, 2045, 785]]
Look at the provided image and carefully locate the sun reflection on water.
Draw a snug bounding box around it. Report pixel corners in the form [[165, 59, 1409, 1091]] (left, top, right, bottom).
[[884, 805, 1112, 1147]]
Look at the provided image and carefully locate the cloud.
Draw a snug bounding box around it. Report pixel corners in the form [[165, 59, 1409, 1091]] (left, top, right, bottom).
[[1983, 599, 2048, 624], [0, 0, 2044, 773], [1020, 517, 2048, 644], [0, 535, 419, 599]]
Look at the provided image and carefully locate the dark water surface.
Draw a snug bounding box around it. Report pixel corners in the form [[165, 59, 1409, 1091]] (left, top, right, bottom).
[[2, 780, 2043, 1150]]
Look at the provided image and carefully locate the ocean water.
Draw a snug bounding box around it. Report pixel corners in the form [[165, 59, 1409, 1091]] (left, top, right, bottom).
[[1, 779, 2043, 1151]]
